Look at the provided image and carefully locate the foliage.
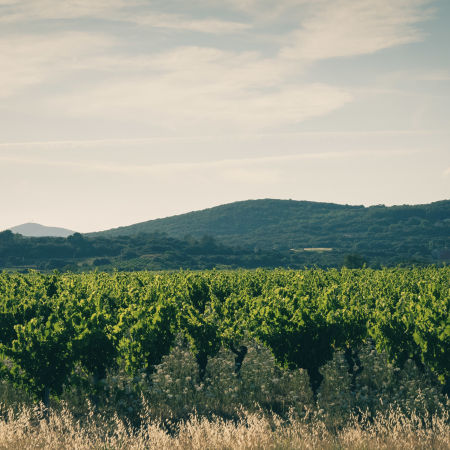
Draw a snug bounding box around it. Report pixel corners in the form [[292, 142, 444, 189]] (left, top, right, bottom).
[[0, 268, 448, 408], [1, 199, 449, 271]]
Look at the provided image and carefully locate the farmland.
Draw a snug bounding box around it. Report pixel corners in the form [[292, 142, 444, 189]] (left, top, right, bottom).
[[0, 268, 448, 448]]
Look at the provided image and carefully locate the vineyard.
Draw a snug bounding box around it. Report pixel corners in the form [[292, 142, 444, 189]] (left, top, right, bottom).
[[0, 268, 449, 448]]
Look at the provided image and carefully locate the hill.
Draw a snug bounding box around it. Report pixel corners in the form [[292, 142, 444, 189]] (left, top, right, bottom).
[[91, 200, 354, 242], [8, 223, 76, 238], [89, 199, 450, 265], [1, 199, 448, 272]]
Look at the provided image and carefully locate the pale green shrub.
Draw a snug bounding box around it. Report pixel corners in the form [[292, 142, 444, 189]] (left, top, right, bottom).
[[147, 337, 203, 419], [11, 338, 448, 429], [144, 338, 314, 420], [354, 342, 445, 415], [316, 342, 446, 427], [317, 350, 354, 426], [237, 340, 313, 415]]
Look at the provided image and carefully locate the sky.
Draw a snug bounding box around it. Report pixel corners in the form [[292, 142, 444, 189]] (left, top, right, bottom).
[[0, 0, 449, 233]]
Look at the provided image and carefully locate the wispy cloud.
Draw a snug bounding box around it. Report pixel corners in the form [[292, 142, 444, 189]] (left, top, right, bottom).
[[51, 77, 351, 132], [0, 149, 422, 176], [28, 32, 351, 131], [132, 13, 251, 34], [0, 32, 113, 98], [1, 129, 442, 149], [0, 0, 434, 133], [280, 0, 432, 60], [0, 0, 251, 34], [0, 0, 129, 25]]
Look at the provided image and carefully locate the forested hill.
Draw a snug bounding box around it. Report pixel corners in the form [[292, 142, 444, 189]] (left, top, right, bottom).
[[1, 199, 448, 272], [89, 199, 450, 257]]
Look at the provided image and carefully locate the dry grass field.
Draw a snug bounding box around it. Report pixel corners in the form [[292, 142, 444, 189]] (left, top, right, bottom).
[[1, 341, 448, 449], [0, 405, 449, 449]]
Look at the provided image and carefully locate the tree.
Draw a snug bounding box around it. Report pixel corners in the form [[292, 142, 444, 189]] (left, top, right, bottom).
[[343, 254, 366, 269]]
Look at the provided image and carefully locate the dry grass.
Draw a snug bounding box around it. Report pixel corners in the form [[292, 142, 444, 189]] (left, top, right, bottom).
[[1, 341, 448, 449], [0, 404, 448, 450]]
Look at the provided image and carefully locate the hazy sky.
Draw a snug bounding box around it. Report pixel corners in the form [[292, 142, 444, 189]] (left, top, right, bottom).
[[1, 0, 449, 232]]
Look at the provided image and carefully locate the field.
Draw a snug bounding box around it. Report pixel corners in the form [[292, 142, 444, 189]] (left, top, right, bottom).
[[0, 268, 449, 448]]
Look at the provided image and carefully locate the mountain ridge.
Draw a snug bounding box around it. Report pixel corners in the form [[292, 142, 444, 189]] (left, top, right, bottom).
[[88, 198, 450, 253], [88, 199, 362, 237], [1, 199, 448, 271], [8, 223, 76, 238]]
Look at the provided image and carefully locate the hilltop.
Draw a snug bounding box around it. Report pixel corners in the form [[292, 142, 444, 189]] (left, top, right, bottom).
[[1, 199, 448, 271], [89, 199, 450, 263], [8, 223, 76, 238]]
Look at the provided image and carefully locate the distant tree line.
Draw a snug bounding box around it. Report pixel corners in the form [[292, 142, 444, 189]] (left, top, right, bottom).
[[0, 225, 447, 272]]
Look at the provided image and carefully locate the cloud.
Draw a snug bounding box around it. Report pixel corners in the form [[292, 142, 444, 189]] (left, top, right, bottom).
[[0, 0, 251, 34], [45, 44, 351, 131], [0, 0, 435, 134], [53, 80, 351, 132], [215, 0, 316, 20], [0, 0, 129, 22], [0, 32, 114, 98], [280, 0, 432, 60], [132, 13, 251, 34], [0, 129, 441, 149], [0, 149, 421, 176]]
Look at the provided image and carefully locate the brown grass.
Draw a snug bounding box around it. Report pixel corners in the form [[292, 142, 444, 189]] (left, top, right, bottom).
[[0, 404, 448, 450]]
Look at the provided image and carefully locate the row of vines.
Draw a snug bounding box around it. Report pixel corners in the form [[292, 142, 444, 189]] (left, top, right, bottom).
[[0, 268, 448, 406]]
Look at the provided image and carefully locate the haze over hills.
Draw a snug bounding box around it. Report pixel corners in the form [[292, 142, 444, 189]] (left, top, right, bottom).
[[8, 223, 76, 238]]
